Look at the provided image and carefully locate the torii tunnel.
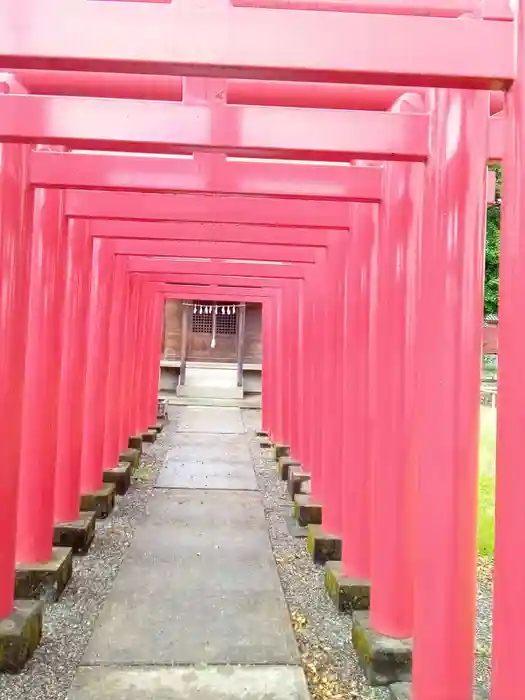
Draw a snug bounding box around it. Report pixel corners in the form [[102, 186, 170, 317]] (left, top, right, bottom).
[[0, 0, 522, 698]]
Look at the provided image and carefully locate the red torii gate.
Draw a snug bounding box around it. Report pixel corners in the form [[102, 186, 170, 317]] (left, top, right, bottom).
[[29, 150, 383, 201], [56, 177, 380, 548], [0, 3, 523, 700], [62, 185, 373, 575], [10, 142, 378, 596], [0, 0, 513, 87], [0, 112, 496, 700]]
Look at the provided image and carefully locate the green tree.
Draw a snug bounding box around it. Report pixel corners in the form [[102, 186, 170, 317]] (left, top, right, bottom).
[[485, 165, 501, 315]]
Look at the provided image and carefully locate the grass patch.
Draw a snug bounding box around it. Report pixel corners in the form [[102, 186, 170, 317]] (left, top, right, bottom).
[[478, 473, 495, 556], [478, 406, 497, 556]]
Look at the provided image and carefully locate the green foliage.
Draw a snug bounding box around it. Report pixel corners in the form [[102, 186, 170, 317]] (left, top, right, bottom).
[[485, 165, 501, 315], [478, 473, 495, 556], [477, 406, 497, 556]]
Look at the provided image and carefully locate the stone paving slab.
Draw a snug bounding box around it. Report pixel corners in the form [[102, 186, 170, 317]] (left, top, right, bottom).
[[109, 531, 281, 593], [139, 490, 267, 531], [241, 409, 263, 432], [69, 665, 310, 699], [168, 433, 244, 447], [80, 491, 299, 666], [167, 443, 252, 463], [156, 459, 257, 490], [81, 590, 299, 665], [175, 406, 245, 434], [71, 407, 306, 698]]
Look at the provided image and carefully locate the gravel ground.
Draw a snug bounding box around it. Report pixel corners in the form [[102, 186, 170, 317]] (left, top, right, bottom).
[[242, 409, 494, 700], [0, 422, 171, 700], [0, 407, 493, 700]]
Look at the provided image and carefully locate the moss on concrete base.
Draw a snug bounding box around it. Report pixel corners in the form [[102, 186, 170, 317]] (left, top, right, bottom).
[[352, 611, 412, 686], [324, 561, 370, 612], [278, 457, 301, 481], [128, 435, 143, 452], [389, 683, 482, 700], [103, 462, 132, 495], [53, 511, 96, 555], [0, 600, 44, 673], [287, 469, 311, 499], [307, 525, 342, 564], [389, 683, 412, 700], [141, 429, 157, 444], [80, 483, 116, 519], [15, 547, 73, 602], [293, 494, 322, 527], [275, 443, 290, 459], [119, 447, 140, 472]]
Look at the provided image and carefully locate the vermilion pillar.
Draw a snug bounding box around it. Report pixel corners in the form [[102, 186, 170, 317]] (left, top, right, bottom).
[[281, 281, 299, 451], [54, 220, 93, 523], [147, 294, 164, 427], [294, 279, 305, 461], [340, 204, 375, 580], [320, 234, 347, 536], [80, 238, 116, 494], [412, 87, 489, 699], [306, 266, 321, 492], [16, 176, 66, 564], [279, 284, 291, 445], [0, 136, 31, 617], [113, 262, 131, 455], [303, 261, 324, 497], [286, 282, 300, 455], [117, 275, 133, 449], [138, 290, 156, 430], [272, 291, 284, 443], [315, 248, 333, 508], [102, 254, 128, 470], [266, 292, 277, 441], [491, 3, 525, 697], [133, 286, 154, 434], [269, 293, 280, 441], [128, 283, 149, 437], [261, 298, 271, 432], [121, 276, 141, 446], [369, 95, 425, 639], [147, 292, 162, 427]]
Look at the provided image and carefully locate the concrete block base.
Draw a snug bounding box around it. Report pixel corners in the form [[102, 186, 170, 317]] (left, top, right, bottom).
[[119, 447, 140, 472], [352, 611, 412, 686], [284, 515, 308, 539], [103, 462, 132, 495], [389, 683, 412, 700], [307, 524, 342, 564], [287, 469, 311, 499], [324, 561, 370, 612], [141, 429, 157, 444], [275, 443, 290, 459], [128, 435, 143, 452], [389, 683, 482, 700], [80, 484, 116, 519], [15, 547, 73, 602], [149, 422, 164, 434], [0, 600, 44, 672], [53, 511, 96, 554], [259, 438, 273, 450], [278, 456, 301, 481], [255, 430, 268, 438], [293, 494, 322, 527]]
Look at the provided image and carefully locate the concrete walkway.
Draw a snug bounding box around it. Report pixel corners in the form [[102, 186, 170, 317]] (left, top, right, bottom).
[[68, 406, 310, 699]]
